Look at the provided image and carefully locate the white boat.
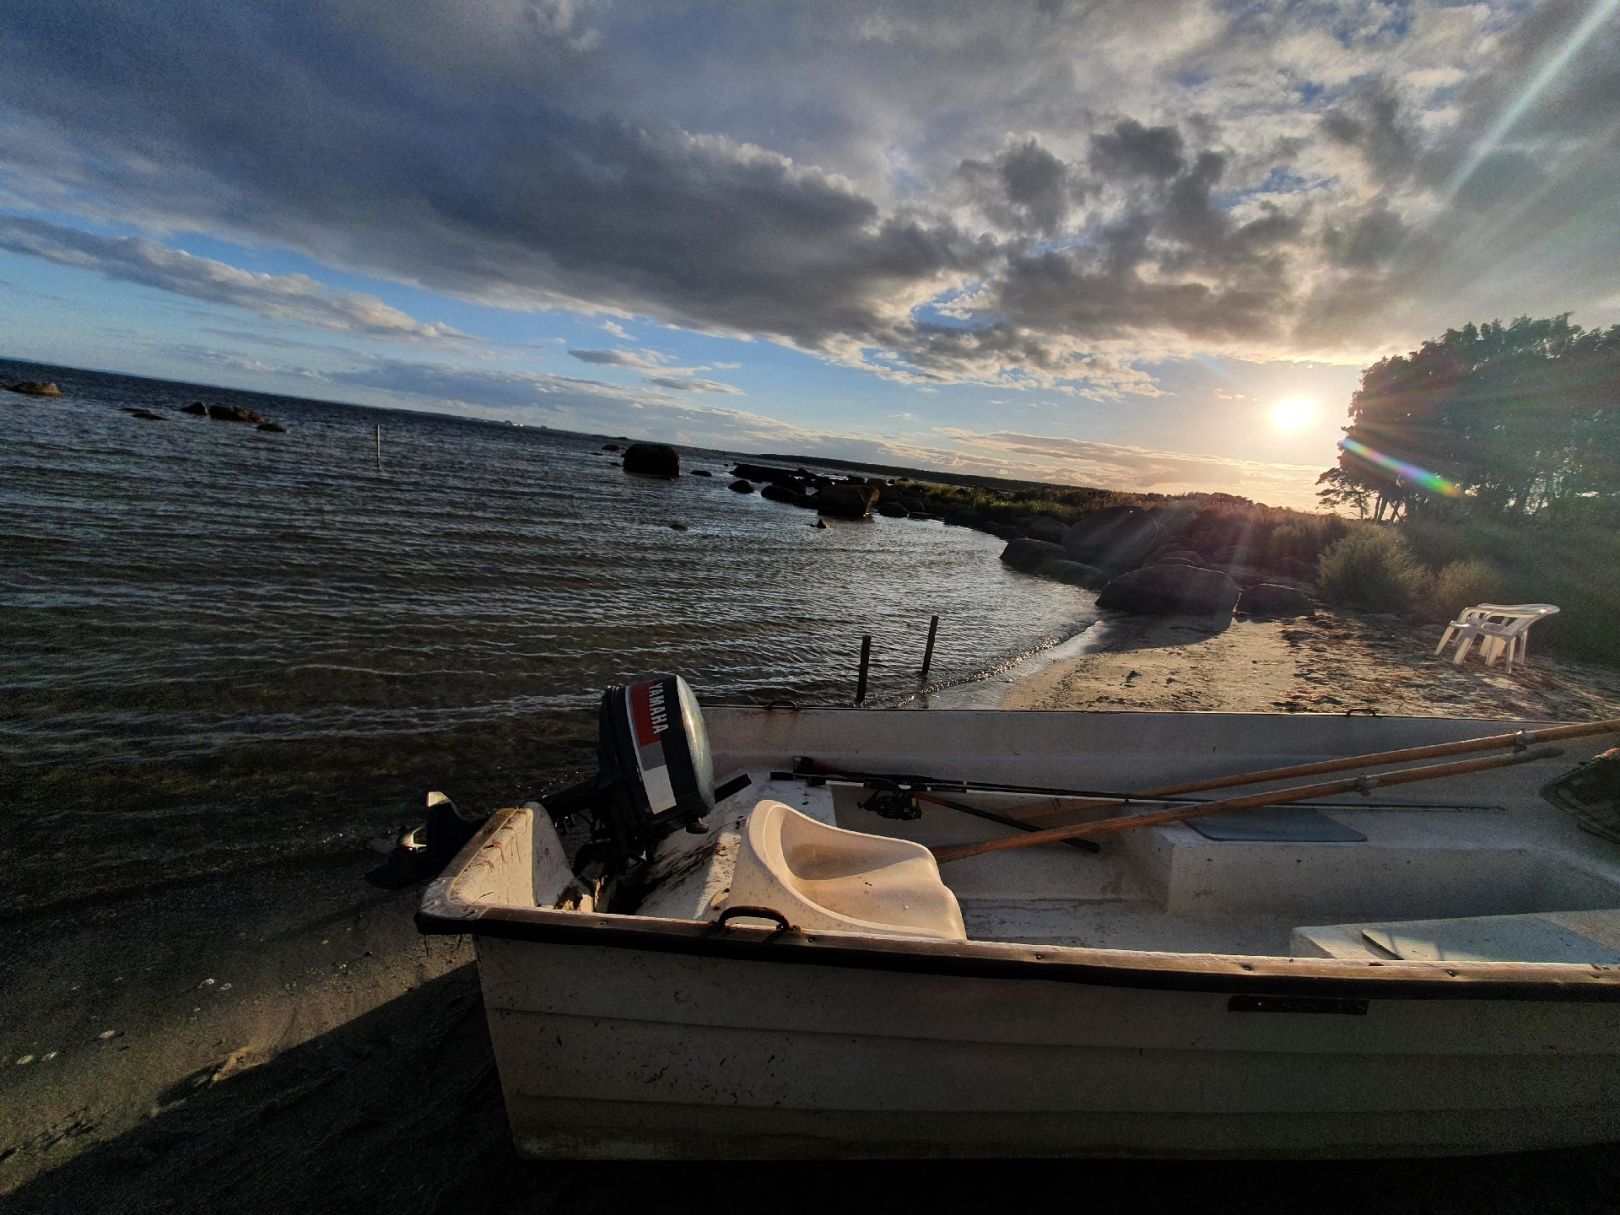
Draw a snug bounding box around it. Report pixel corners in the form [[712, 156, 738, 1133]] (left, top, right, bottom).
[[418, 680, 1620, 1160]]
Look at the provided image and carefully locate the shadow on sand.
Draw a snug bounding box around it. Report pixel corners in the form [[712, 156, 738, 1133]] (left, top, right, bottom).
[[11, 962, 1619, 1215]]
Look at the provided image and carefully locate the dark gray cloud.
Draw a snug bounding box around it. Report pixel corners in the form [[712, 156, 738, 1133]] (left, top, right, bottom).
[[2, 0, 1620, 389], [958, 137, 1077, 234], [1321, 87, 1417, 186], [1089, 119, 1186, 181]]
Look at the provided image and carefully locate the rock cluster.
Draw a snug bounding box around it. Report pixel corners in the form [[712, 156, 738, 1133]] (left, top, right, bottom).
[[729, 463, 885, 518], [983, 500, 1322, 616], [668, 449, 1321, 619], [3, 380, 61, 397], [182, 401, 271, 424]]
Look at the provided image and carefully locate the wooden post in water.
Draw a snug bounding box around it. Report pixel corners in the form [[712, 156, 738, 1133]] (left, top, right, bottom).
[[374, 424, 382, 467], [854, 634, 872, 705], [918, 615, 940, 682]]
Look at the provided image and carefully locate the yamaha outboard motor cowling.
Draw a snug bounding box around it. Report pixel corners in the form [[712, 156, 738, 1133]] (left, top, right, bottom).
[[546, 675, 718, 868]]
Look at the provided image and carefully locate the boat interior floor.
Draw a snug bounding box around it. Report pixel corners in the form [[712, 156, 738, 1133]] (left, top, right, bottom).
[[629, 770, 1620, 964]]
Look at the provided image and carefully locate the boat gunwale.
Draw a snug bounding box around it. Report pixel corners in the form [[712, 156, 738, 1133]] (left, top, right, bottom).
[[417, 808, 1620, 1004]]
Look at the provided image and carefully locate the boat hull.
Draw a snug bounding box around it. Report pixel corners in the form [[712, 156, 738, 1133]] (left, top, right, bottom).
[[474, 934, 1620, 1159]]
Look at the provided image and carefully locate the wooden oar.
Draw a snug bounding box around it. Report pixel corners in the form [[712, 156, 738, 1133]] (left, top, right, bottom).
[[991, 717, 1620, 826], [1136, 718, 1620, 796], [909, 790, 1100, 853], [930, 746, 1565, 865]]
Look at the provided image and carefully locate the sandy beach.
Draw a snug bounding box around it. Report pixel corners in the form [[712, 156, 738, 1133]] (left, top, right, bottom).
[[1004, 610, 1620, 721], [7, 611, 1620, 1213]]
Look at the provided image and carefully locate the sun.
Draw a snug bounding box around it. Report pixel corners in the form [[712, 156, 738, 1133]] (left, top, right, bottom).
[[1269, 394, 1318, 433]]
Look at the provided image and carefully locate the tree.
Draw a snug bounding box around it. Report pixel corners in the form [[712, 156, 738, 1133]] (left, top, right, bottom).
[[1315, 467, 1370, 518], [1325, 316, 1620, 521]]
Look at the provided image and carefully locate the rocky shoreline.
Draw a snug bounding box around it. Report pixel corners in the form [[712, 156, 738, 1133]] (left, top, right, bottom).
[[651, 452, 1322, 623]]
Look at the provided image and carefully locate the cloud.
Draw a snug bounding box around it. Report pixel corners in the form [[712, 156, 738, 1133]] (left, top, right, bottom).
[[569, 345, 741, 392], [1089, 119, 1185, 181], [1321, 86, 1418, 186], [1, 0, 1619, 398], [324, 357, 796, 447], [567, 347, 672, 370], [958, 136, 1077, 234], [0, 214, 461, 341], [933, 429, 1326, 508], [314, 352, 1322, 507], [646, 375, 742, 394]]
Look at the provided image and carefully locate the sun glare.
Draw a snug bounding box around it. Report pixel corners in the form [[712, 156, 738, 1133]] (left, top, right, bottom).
[[1269, 394, 1318, 433]]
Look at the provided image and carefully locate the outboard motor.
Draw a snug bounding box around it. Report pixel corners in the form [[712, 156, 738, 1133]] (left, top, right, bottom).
[[546, 674, 720, 871]]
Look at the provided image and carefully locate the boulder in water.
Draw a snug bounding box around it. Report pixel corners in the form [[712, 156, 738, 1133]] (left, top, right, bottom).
[[689, 469, 713, 477], [622, 442, 680, 477], [1097, 563, 1240, 616], [761, 483, 807, 506], [812, 483, 878, 519], [728, 479, 755, 494], [1035, 559, 1107, 587], [999, 538, 1069, 572], [732, 462, 800, 486], [257, 421, 287, 433], [943, 509, 982, 527], [602, 443, 621, 452], [182, 400, 270, 424], [876, 500, 908, 517], [124, 408, 166, 421], [1023, 517, 1068, 545]]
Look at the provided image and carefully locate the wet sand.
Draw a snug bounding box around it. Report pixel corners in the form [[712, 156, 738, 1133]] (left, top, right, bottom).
[[8, 612, 1620, 1212]]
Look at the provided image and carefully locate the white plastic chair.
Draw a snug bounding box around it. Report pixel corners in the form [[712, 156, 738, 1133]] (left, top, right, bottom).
[[1435, 605, 1494, 656], [1441, 604, 1559, 673]]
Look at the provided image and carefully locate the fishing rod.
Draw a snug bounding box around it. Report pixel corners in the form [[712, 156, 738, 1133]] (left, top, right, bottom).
[[774, 761, 1507, 815]]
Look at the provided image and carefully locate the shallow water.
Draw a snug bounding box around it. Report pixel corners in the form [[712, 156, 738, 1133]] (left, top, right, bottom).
[[0, 359, 1096, 910]]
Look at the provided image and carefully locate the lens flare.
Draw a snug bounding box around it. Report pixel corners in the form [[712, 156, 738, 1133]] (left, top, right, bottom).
[[1340, 437, 1464, 498]]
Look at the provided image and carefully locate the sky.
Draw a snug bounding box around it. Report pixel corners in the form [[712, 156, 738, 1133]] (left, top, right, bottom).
[[2, 1, 1619, 510]]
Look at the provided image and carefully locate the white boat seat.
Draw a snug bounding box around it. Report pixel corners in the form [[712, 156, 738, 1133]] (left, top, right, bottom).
[[723, 800, 966, 940]]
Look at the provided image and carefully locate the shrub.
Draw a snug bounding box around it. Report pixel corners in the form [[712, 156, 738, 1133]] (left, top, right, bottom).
[[1317, 527, 1428, 612], [1265, 515, 1346, 565], [1400, 517, 1474, 571], [1418, 558, 1509, 624]]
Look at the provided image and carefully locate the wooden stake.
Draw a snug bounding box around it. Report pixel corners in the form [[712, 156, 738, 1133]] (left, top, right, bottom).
[[931, 746, 1565, 864], [854, 634, 872, 705], [919, 615, 940, 682]]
